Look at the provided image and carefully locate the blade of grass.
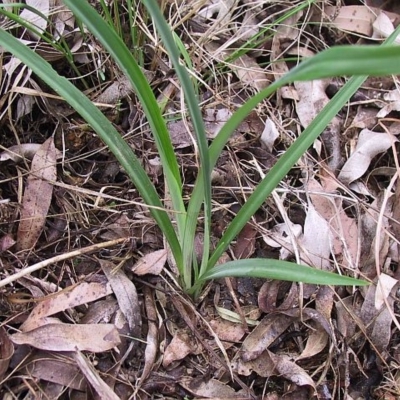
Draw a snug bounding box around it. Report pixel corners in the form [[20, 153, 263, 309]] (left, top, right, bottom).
[[142, 0, 212, 286], [199, 259, 369, 286], [63, 0, 187, 245], [0, 26, 183, 268], [205, 34, 400, 271]]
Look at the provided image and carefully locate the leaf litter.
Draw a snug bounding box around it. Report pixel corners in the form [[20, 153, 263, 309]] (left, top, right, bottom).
[[1, 0, 400, 399]]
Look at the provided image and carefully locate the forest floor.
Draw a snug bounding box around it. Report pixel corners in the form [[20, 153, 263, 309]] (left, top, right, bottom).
[[1, 0, 400, 399]]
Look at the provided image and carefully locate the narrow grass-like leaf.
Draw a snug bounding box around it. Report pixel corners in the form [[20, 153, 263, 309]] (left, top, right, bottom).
[[204, 30, 400, 272], [142, 0, 212, 286], [0, 26, 183, 267], [200, 259, 369, 286], [63, 0, 187, 245]]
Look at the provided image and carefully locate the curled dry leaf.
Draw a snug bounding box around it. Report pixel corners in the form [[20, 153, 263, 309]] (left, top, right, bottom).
[[17, 137, 57, 250], [140, 286, 158, 383], [131, 248, 167, 276], [10, 323, 120, 352], [260, 118, 279, 152], [338, 129, 394, 185], [162, 329, 201, 368], [0, 234, 16, 251]]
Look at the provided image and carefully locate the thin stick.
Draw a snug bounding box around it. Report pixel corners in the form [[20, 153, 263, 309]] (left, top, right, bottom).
[[0, 238, 129, 288]]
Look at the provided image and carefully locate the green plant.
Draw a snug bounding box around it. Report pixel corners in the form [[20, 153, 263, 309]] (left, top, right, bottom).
[[2, 0, 399, 296]]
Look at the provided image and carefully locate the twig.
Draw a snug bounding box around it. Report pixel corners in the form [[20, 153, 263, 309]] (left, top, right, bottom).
[[0, 238, 129, 288]]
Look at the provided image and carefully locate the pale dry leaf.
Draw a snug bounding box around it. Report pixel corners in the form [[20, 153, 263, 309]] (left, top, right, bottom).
[[321, 6, 399, 37], [230, 54, 270, 91], [0, 234, 16, 251], [372, 12, 400, 44], [131, 249, 167, 276], [262, 221, 302, 260], [294, 79, 330, 128], [352, 106, 378, 130], [375, 273, 398, 309], [73, 350, 120, 400], [241, 314, 293, 362], [377, 89, 400, 118], [300, 202, 331, 270], [275, 10, 303, 40], [21, 352, 86, 391], [308, 177, 359, 270], [20, 0, 50, 38], [185, 378, 238, 398], [167, 120, 194, 148], [204, 107, 232, 138], [141, 286, 158, 383], [22, 281, 113, 331], [16, 137, 57, 250], [338, 129, 394, 185], [16, 94, 36, 120], [197, 0, 236, 27], [0, 144, 42, 162], [260, 118, 279, 152], [100, 260, 142, 334], [209, 318, 246, 343], [270, 350, 315, 388], [80, 298, 119, 325], [296, 324, 328, 360], [11, 323, 120, 352], [162, 329, 201, 368]]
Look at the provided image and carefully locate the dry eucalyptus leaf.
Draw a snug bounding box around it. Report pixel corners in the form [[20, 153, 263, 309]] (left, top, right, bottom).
[[22, 281, 113, 331], [21, 352, 86, 391], [300, 202, 331, 270], [162, 329, 201, 368], [184, 377, 238, 398], [100, 259, 142, 335], [338, 129, 394, 185], [16, 137, 57, 250], [260, 118, 279, 152], [20, 0, 50, 38], [131, 249, 167, 276], [0, 144, 42, 162], [73, 351, 120, 400], [11, 323, 120, 352], [240, 314, 293, 362]]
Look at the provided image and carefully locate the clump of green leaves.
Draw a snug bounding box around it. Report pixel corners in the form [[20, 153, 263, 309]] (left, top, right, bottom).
[[2, 0, 399, 295]]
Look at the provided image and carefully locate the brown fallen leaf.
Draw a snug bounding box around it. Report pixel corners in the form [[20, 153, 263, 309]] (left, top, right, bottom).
[[0, 326, 13, 381], [100, 259, 142, 335], [73, 350, 120, 400], [10, 323, 120, 352], [162, 329, 201, 368], [21, 351, 86, 391], [240, 313, 293, 362], [131, 248, 167, 276], [21, 281, 113, 331], [17, 137, 57, 250], [232, 223, 257, 260]]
